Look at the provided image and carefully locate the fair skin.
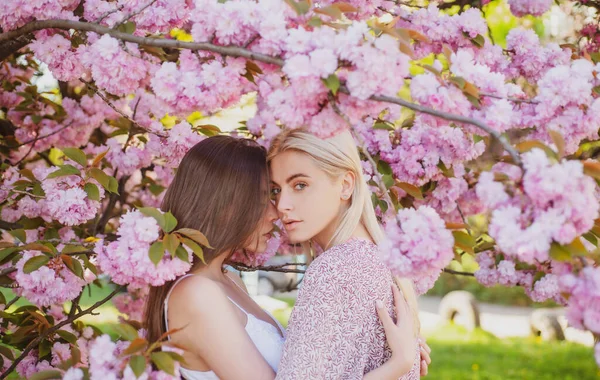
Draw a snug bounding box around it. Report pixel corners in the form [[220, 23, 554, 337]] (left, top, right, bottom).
[[270, 149, 431, 377]]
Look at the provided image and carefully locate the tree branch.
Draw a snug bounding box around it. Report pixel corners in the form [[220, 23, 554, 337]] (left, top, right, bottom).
[[14, 122, 73, 148], [0, 220, 23, 230], [229, 262, 307, 274], [0, 19, 522, 165], [0, 20, 284, 66], [116, 0, 158, 28], [443, 268, 475, 276], [0, 286, 123, 379]]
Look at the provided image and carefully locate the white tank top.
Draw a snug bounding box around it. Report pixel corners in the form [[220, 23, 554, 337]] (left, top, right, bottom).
[[163, 274, 286, 379]]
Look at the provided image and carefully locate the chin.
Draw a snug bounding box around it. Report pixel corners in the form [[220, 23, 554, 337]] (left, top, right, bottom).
[[286, 230, 312, 244]]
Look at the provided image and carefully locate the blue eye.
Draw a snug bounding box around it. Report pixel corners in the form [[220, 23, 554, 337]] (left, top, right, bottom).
[[270, 188, 281, 197], [294, 182, 307, 190]]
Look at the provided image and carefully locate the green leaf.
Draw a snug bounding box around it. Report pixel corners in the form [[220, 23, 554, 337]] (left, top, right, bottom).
[[163, 233, 180, 255], [9, 229, 26, 244], [395, 181, 423, 200], [46, 165, 81, 179], [62, 255, 84, 278], [176, 228, 212, 248], [175, 245, 189, 263], [84, 183, 100, 201], [322, 74, 340, 96], [471, 34, 485, 48], [284, 0, 311, 15], [0, 345, 15, 360], [56, 330, 78, 344], [0, 247, 20, 262], [377, 160, 392, 176], [593, 86, 600, 96], [29, 370, 62, 380], [549, 242, 572, 261], [23, 255, 50, 274], [123, 338, 148, 356], [151, 352, 176, 375], [382, 174, 394, 189], [452, 231, 475, 254], [62, 148, 87, 167], [564, 237, 587, 256], [139, 207, 166, 231], [450, 76, 466, 89], [308, 16, 323, 27], [533, 271, 546, 285], [117, 21, 136, 34], [89, 168, 112, 192], [108, 176, 119, 194], [39, 338, 52, 358], [129, 355, 147, 378], [149, 241, 165, 266], [61, 245, 88, 254], [163, 212, 178, 233], [181, 237, 206, 264], [372, 122, 394, 131], [114, 323, 139, 341]]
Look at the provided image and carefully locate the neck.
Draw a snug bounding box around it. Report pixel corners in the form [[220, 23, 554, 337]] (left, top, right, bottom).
[[190, 250, 230, 282], [314, 221, 373, 252]]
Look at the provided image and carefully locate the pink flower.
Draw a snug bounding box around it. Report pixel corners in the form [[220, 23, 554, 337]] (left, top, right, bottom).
[[95, 210, 191, 287], [15, 251, 90, 307], [379, 206, 454, 293], [508, 0, 552, 17]]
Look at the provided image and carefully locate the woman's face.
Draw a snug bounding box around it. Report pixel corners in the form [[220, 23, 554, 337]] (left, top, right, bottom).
[[269, 150, 346, 247], [243, 198, 278, 253]]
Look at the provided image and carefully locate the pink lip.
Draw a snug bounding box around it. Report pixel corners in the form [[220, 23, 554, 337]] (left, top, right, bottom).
[[284, 221, 302, 231]]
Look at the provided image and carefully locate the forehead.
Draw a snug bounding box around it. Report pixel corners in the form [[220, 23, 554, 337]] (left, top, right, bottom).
[[269, 150, 319, 181]]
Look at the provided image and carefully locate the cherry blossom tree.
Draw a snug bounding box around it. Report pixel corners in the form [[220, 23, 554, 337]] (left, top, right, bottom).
[[1, 0, 600, 377]]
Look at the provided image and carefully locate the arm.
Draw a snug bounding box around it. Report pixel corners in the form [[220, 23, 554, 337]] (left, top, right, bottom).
[[167, 276, 275, 380]]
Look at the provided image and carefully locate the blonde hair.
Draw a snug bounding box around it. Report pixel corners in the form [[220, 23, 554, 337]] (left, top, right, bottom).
[[268, 128, 420, 331]]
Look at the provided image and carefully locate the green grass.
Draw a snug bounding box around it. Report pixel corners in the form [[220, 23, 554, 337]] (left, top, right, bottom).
[[424, 324, 599, 380]]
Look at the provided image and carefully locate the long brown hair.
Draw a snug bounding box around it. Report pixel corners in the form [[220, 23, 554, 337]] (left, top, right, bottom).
[[144, 135, 270, 343]]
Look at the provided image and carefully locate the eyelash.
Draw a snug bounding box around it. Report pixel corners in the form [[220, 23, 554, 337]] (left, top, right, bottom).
[[270, 182, 307, 197], [294, 182, 307, 191]]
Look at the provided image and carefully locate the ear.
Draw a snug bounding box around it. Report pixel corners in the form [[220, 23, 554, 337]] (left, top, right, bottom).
[[340, 170, 355, 201]]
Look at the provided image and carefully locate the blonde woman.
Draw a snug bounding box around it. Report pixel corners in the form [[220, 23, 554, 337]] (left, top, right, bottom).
[[269, 129, 428, 379]]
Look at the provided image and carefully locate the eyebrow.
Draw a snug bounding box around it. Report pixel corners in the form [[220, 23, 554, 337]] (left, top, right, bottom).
[[271, 173, 310, 186]]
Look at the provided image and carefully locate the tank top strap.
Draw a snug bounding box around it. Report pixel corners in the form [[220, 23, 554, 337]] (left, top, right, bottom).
[[164, 273, 196, 340]]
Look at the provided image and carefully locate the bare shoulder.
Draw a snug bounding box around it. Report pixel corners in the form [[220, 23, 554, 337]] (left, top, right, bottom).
[[224, 269, 249, 293], [168, 275, 229, 314]]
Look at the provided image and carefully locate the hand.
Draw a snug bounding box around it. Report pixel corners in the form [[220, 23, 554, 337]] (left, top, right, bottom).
[[418, 335, 431, 376], [376, 285, 418, 377]]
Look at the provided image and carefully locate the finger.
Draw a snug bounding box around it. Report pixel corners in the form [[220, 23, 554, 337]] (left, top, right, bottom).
[[420, 346, 431, 364], [420, 360, 428, 377], [375, 300, 395, 332], [391, 285, 407, 325]]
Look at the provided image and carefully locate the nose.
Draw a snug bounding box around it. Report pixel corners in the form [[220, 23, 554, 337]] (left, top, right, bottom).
[[276, 189, 293, 214]]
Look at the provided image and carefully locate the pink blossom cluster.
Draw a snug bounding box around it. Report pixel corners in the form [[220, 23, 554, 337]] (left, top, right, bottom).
[[95, 210, 192, 288], [113, 285, 149, 322], [0, 0, 78, 31], [16, 351, 54, 379], [80, 35, 152, 97], [29, 33, 85, 82], [1, 165, 106, 226], [379, 205, 455, 294], [151, 51, 251, 115], [505, 29, 571, 82], [11, 94, 115, 159], [559, 266, 600, 336], [399, 6, 488, 58], [189, 0, 293, 53], [507, 0, 553, 17], [384, 122, 485, 186], [474, 251, 563, 303], [146, 121, 204, 168], [88, 334, 181, 379], [104, 138, 153, 178], [14, 250, 93, 307], [414, 176, 471, 223], [84, 0, 191, 34], [527, 59, 600, 154], [476, 149, 599, 264]]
